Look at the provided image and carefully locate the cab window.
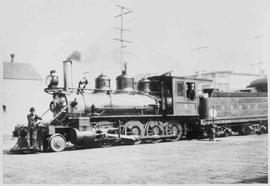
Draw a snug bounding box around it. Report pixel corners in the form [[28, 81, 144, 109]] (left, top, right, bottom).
[[177, 82, 184, 97]]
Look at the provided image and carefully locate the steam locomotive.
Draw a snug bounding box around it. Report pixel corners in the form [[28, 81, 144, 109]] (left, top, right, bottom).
[[11, 60, 268, 152]]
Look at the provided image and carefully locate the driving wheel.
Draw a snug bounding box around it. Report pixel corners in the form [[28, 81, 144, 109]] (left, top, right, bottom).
[[145, 121, 165, 143], [124, 120, 145, 145], [165, 122, 183, 142]]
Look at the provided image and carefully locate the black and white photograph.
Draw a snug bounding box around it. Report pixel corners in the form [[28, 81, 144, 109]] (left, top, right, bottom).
[[1, 0, 268, 184]]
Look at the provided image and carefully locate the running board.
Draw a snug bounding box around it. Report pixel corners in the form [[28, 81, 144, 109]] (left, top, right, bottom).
[[106, 134, 177, 141]]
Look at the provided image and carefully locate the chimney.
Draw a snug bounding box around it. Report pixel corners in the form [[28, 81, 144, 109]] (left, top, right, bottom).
[[63, 60, 73, 90], [10, 53, 15, 63]]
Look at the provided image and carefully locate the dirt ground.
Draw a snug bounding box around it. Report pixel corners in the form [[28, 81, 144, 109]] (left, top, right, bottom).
[[3, 134, 268, 184]]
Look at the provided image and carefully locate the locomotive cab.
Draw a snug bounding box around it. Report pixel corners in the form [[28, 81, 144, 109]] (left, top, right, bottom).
[[147, 76, 173, 115], [171, 77, 199, 116], [148, 75, 212, 116]]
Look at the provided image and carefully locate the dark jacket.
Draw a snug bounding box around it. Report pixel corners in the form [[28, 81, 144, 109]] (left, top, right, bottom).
[[27, 114, 42, 128]]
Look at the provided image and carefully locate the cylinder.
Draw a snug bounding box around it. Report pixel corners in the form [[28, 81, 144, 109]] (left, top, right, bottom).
[[95, 73, 111, 93], [69, 128, 95, 145], [63, 60, 73, 90]]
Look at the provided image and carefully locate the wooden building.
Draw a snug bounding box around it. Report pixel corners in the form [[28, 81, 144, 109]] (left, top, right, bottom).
[[187, 71, 266, 92], [0, 54, 51, 134]]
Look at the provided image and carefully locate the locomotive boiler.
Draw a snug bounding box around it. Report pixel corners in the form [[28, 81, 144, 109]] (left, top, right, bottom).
[[50, 60, 159, 119]]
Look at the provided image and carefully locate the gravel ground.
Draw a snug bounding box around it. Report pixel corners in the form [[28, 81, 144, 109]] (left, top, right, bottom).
[[3, 134, 268, 184]]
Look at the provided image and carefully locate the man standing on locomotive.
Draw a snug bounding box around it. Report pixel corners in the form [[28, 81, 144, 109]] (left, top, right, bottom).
[[27, 107, 42, 148], [45, 69, 58, 89], [186, 83, 195, 100]]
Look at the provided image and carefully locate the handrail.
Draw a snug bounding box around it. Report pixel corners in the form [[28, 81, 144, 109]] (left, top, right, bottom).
[[49, 100, 74, 123], [40, 108, 50, 118], [45, 86, 162, 95]]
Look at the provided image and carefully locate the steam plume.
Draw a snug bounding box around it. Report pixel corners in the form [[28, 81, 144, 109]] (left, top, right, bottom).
[[67, 51, 81, 61]]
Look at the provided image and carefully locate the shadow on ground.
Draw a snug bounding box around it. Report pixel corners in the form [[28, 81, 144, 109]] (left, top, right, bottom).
[[237, 176, 268, 183]]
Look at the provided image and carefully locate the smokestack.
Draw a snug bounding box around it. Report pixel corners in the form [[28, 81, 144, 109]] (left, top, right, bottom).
[[10, 53, 15, 63], [63, 60, 73, 90]]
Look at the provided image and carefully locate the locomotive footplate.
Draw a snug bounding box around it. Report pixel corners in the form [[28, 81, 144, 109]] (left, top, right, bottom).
[[106, 133, 177, 142], [139, 134, 177, 140]]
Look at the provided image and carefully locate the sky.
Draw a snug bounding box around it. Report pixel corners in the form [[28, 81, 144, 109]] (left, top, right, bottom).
[[0, 0, 269, 88]]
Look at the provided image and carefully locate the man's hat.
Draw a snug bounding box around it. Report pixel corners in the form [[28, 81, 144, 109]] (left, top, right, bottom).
[[30, 107, 35, 112], [50, 70, 56, 73]]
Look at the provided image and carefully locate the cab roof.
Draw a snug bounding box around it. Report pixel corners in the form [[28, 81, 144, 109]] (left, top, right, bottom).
[[148, 75, 212, 83]]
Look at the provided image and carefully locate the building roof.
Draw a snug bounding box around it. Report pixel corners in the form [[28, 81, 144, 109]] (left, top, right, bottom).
[[191, 70, 265, 77], [148, 75, 213, 82], [3, 62, 43, 80]]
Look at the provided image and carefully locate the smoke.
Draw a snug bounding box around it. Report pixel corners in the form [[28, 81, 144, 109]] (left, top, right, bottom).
[[66, 47, 99, 63], [67, 51, 81, 61]]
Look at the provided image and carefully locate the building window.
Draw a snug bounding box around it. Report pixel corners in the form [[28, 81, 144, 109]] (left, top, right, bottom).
[[2, 105, 6, 113]]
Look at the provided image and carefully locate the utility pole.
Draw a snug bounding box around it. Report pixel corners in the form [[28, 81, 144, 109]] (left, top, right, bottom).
[[191, 31, 208, 73], [194, 70, 207, 77], [114, 5, 132, 71], [251, 34, 264, 74], [250, 61, 264, 74], [191, 46, 208, 76]]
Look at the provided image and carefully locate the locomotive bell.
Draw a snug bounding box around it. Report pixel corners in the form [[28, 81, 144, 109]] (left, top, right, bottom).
[[95, 73, 111, 93], [138, 77, 151, 93], [116, 63, 134, 92]]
